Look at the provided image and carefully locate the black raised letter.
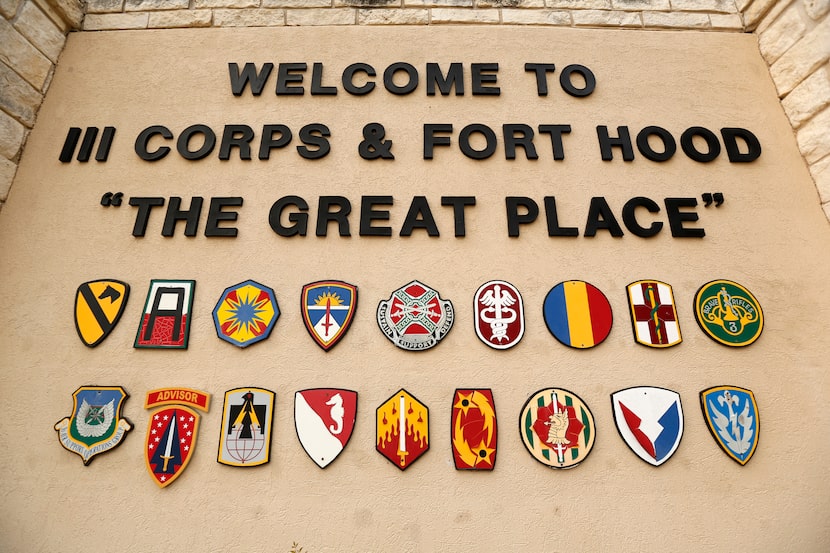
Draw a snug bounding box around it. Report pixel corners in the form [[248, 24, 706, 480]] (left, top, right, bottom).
[[459, 124, 497, 160], [317, 196, 352, 237], [721, 128, 761, 162], [219, 125, 254, 160], [504, 124, 538, 160], [680, 127, 720, 162], [665, 197, 704, 237], [258, 125, 292, 159], [311, 63, 337, 95], [229, 62, 273, 96], [506, 197, 538, 237], [544, 197, 578, 237], [269, 196, 309, 237], [135, 126, 173, 161], [597, 126, 634, 161], [559, 64, 596, 97], [162, 196, 203, 237], [426, 63, 464, 96], [441, 196, 476, 237], [538, 125, 571, 160], [622, 197, 662, 237], [276, 63, 307, 95], [297, 124, 331, 159], [177, 125, 216, 160], [524, 63, 556, 96], [400, 196, 439, 237], [343, 63, 376, 95], [129, 197, 165, 237], [383, 62, 418, 95], [472, 63, 500, 95], [584, 197, 623, 237], [205, 197, 243, 237], [636, 126, 676, 162], [360, 196, 393, 237], [424, 124, 453, 159]]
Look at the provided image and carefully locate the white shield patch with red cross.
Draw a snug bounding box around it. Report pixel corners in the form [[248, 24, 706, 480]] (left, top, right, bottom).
[[627, 280, 681, 347]]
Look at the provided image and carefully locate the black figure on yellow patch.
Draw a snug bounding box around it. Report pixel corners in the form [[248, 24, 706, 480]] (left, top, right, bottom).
[[74, 280, 130, 347]]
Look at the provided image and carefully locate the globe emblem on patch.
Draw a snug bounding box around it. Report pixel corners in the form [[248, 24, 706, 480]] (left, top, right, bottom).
[[224, 423, 266, 464], [218, 388, 275, 467]]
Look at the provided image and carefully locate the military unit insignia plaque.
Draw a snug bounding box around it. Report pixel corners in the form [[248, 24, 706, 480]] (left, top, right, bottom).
[[134, 280, 195, 349], [54, 386, 132, 465], [451, 389, 497, 470], [376, 389, 429, 470], [295, 388, 358, 468], [543, 280, 613, 349], [519, 388, 596, 469], [700, 386, 759, 466], [144, 387, 210, 487], [74, 280, 129, 347], [62, 275, 768, 477], [611, 386, 683, 467], [301, 281, 358, 351], [626, 280, 681, 348], [694, 279, 764, 347], [212, 280, 280, 348], [473, 281, 524, 350], [377, 280, 454, 351], [218, 388, 275, 467]]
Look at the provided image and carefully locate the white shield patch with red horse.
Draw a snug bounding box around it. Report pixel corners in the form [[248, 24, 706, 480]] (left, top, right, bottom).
[[295, 389, 357, 469]]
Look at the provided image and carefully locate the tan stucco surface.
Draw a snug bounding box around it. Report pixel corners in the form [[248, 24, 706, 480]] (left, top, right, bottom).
[[1, 26, 828, 552]]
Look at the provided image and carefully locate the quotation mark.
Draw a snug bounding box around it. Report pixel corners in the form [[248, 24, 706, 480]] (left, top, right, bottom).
[[702, 193, 724, 207], [101, 192, 123, 207]]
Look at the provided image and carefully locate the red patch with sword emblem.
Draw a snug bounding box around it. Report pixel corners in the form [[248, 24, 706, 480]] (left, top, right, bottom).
[[144, 388, 210, 487]]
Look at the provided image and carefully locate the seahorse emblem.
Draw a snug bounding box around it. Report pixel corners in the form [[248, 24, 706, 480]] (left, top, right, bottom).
[[326, 393, 344, 435]]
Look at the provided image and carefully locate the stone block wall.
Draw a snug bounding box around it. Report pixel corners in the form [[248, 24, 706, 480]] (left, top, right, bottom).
[[746, 0, 830, 219], [0, 0, 81, 208], [1, 0, 828, 219]]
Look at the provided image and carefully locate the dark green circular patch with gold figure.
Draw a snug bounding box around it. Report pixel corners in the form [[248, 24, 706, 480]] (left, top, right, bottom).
[[694, 280, 764, 347]]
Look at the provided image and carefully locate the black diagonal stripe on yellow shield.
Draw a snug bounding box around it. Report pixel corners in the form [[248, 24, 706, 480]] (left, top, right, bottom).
[[74, 280, 130, 347]]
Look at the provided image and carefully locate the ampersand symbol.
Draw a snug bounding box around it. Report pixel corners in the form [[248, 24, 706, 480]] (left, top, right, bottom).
[[358, 123, 394, 160]]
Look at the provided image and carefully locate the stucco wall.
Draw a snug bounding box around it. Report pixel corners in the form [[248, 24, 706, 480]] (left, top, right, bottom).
[[1, 2, 829, 552], [1, 22, 829, 552]]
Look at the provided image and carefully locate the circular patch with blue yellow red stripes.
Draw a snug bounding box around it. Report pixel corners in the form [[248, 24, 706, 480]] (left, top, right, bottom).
[[543, 280, 613, 349]]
